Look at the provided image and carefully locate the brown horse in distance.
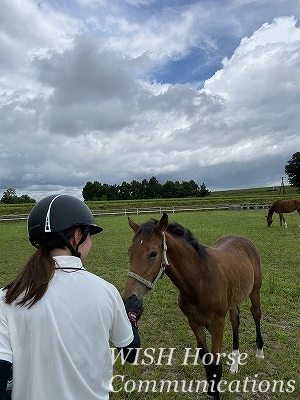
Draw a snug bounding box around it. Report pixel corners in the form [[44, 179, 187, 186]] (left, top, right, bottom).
[[122, 213, 264, 400], [266, 199, 300, 227]]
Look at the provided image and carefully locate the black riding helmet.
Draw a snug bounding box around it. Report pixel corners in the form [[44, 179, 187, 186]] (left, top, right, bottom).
[[28, 194, 103, 257]]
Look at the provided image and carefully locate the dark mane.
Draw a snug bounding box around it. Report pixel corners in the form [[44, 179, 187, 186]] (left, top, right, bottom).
[[134, 219, 206, 257], [167, 222, 207, 258], [133, 219, 157, 239]]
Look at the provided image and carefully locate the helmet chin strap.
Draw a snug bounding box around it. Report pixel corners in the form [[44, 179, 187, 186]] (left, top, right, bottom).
[[57, 226, 90, 258], [56, 232, 81, 258], [75, 226, 90, 255]]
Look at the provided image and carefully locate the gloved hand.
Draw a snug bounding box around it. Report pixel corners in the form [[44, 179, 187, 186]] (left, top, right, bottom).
[[124, 295, 143, 327]]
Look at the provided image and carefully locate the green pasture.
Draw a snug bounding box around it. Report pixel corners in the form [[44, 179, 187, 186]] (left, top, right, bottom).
[[1, 208, 300, 399]]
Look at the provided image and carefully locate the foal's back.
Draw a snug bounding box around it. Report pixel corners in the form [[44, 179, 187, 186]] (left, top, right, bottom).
[[273, 199, 300, 212], [215, 235, 260, 262]]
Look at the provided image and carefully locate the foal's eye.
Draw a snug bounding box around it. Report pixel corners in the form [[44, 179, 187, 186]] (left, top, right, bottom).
[[149, 250, 157, 258]]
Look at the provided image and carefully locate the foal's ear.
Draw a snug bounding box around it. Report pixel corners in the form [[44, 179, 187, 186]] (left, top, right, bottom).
[[156, 213, 168, 232], [128, 217, 140, 232]]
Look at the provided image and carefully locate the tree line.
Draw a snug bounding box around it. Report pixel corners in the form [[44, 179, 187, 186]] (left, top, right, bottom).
[[82, 177, 211, 201], [1, 152, 300, 203]]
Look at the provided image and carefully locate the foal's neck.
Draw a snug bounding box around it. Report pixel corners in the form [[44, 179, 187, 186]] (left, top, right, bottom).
[[165, 234, 208, 295]]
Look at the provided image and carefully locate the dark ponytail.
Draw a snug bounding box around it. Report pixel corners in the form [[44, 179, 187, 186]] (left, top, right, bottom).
[[4, 227, 77, 308]]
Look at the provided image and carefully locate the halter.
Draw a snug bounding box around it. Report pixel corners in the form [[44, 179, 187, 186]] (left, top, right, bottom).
[[127, 231, 169, 290]]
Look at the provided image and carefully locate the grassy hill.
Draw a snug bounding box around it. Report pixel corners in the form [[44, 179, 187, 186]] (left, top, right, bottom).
[[0, 185, 298, 217]]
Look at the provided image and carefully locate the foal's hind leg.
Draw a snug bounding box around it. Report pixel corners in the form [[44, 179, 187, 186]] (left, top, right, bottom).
[[229, 306, 240, 373], [249, 289, 264, 359]]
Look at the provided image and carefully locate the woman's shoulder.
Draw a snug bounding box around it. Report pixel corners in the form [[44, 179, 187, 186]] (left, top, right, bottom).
[[83, 270, 119, 293]]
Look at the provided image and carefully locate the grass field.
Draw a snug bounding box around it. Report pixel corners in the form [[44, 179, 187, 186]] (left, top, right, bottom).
[[1, 202, 300, 398]]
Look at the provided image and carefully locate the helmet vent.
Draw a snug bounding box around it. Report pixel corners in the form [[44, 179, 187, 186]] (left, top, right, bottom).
[[45, 214, 50, 232], [44, 195, 60, 233]]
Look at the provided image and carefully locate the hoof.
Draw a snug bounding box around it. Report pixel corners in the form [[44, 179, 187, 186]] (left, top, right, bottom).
[[207, 390, 220, 400], [256, 348, 264, 359], [230, 365, 239, 373]]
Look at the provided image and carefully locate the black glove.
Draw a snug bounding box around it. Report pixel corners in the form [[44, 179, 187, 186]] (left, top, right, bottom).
[[124, 295, 143, 327]]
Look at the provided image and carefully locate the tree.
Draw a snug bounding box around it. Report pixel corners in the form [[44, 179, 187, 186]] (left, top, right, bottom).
[[19, 195, 36, 203], [0, 188, 35, 204], [285, 152, 300, 191], [130, 180, 143, 199], [118, 181, 132, 200], [147, 176, 162, 198], [198, 183, 211, 197], [161, 180, 177, 198], [106, 184, 119, 200], [1, 188, 18, 204], [180, 180, 200, 197], [82, 181, 106, 200]]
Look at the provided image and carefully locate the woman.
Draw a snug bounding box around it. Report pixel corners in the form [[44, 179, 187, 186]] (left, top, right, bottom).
[[0, 194, 142, 400]]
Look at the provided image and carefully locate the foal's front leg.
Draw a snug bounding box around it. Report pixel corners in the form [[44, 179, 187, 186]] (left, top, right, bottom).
[[205, 315, 226, 399], [187, 316, 221, 399]]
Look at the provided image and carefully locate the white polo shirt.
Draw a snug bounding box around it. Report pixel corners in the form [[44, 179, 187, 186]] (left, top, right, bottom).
[[0, 256, 134, 400]]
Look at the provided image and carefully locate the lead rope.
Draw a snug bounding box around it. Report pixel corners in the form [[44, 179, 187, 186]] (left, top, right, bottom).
[[127, 231, 169, 290]]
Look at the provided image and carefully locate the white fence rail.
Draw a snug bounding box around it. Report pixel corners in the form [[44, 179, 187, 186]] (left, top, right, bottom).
[[0, 203, 271, 222]]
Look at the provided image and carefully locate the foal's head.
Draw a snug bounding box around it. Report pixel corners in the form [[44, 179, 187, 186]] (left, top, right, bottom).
[[122, 213, 168, 302], [266, 214, 273, 227]]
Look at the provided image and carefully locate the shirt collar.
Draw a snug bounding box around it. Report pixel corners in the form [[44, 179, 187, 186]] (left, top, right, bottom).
[[52, 255, 85, 270]]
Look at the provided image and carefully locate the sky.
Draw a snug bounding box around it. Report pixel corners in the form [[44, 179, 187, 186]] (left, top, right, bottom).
[[1, 0, 300, 201]]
